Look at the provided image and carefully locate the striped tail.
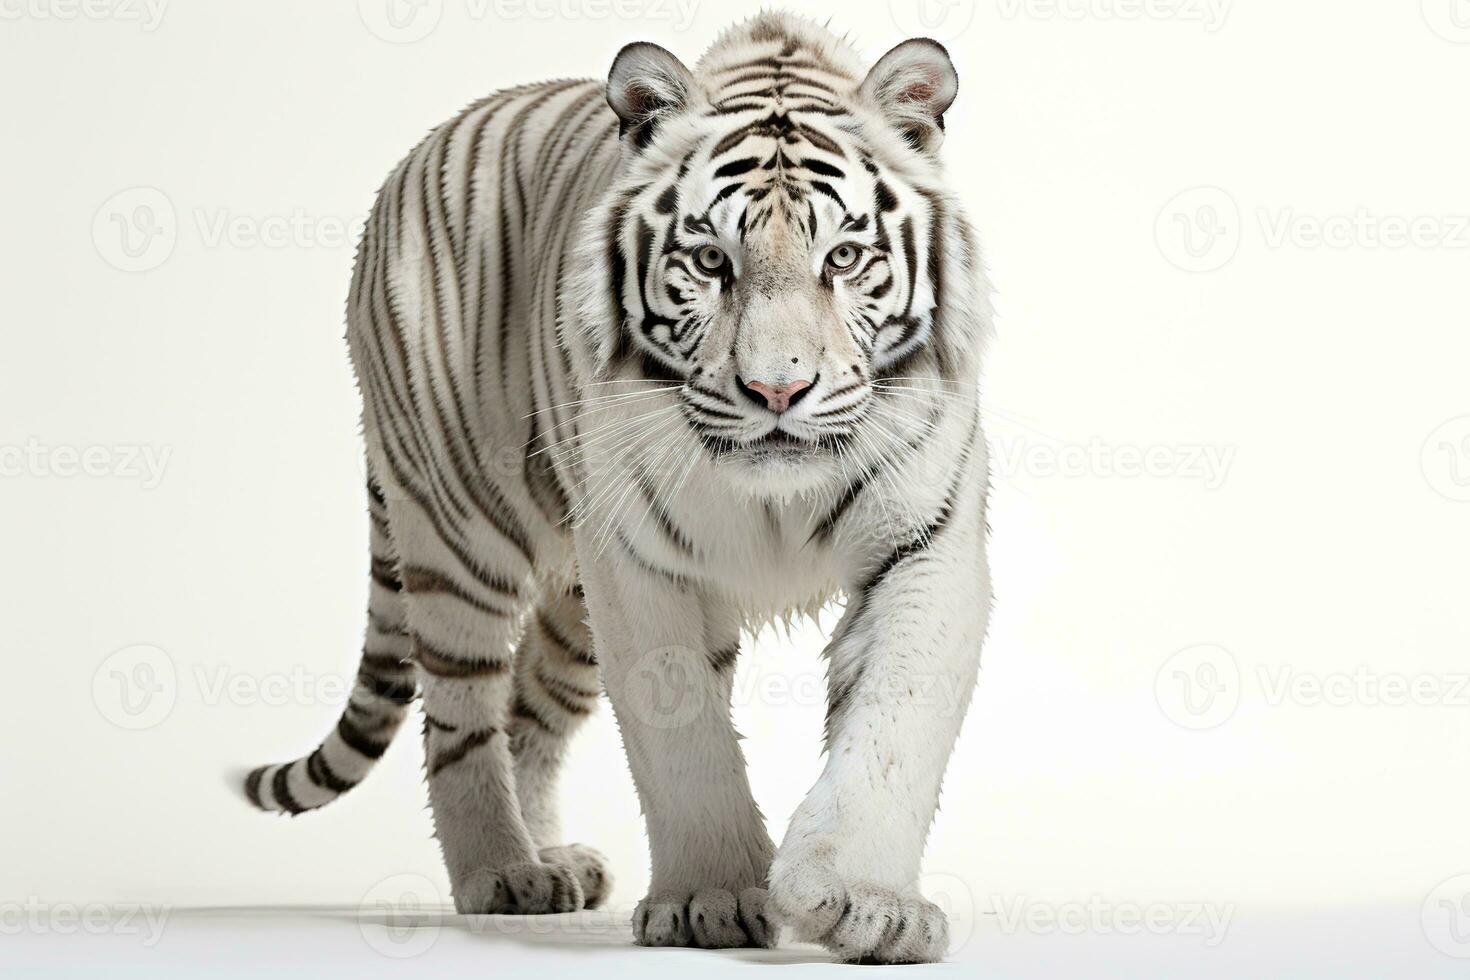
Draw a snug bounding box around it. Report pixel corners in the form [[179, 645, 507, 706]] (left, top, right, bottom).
[[242, 479, 417, 815]]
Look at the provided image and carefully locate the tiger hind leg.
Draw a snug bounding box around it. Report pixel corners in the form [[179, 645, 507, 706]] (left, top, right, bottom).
[[509, 581, 612, 907], [389, 499, 585, 914]]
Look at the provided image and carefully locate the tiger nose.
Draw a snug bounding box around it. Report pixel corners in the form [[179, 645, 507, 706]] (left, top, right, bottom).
[[740, 377, 813, 413]]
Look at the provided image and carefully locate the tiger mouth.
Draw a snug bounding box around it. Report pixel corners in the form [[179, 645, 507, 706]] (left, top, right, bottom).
[[693, 421, 852, 460], [752, 427, 807, 448]]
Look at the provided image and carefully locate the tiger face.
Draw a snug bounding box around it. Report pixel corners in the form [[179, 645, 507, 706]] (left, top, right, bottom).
[[583, 25, 980, 493]]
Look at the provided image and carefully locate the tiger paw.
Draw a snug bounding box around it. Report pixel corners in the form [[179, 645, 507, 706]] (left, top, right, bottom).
[[453, 861, 584, 914], [633, 887, 777, 949], [769, 858, 948, 963], [538, 844, 612, 909]]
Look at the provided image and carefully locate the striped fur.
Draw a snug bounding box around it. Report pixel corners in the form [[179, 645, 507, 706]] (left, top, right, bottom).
[[244, 13, 992, 962]]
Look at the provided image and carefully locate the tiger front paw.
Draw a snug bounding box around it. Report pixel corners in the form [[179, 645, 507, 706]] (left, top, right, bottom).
[[768, 851, 948, 964]]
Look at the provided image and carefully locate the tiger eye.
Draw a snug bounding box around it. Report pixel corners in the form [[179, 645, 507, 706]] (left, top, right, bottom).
[[695, 245, 726, 273], [826, 244, 861, 271]]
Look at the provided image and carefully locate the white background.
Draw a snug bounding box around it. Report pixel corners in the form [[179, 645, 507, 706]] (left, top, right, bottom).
[[4, 0, 1470, 974]]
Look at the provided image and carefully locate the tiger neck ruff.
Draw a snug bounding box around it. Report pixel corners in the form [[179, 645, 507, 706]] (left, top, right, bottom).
[[244, 12, 993, 965]]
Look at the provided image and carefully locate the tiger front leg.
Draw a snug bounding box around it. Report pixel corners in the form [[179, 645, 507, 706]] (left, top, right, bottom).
[[769, 490, 990, 964], [579, 550, 777, 949]]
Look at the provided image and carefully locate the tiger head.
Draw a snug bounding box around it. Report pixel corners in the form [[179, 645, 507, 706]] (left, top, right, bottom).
[[576, 14, 987, 495]]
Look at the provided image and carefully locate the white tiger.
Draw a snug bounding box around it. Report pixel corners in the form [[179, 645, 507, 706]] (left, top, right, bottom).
[[243, 12, 992, 964]]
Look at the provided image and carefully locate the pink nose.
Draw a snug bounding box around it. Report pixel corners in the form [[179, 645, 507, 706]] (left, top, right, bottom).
[[742, 378, 812, 413]]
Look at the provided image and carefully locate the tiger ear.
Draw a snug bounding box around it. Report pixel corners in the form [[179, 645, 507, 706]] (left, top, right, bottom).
[[860, 38, 958, 154], [607, 42, 695, 150]]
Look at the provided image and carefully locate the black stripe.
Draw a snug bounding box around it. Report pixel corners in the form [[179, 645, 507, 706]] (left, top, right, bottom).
[[538, 611, 596, 666], [511, 694, 556, 733], [922, 189, 950, 376], [401, 563, 517, 612], [634, 471, 696, 558], [533, 670, 596, 716], [361, 671, 417, 705], [414, 636, 510, 678], [795, 122, 845, 157], [244, 766, 266, 809], [808, 472, 874, 545], [709, 181, 745, 209], [714, 157, 761, 179], [607, 191, 633, 349], [370, 557, 401, 592], [368, 509, 392, 536], [801, 157, 844, 179], [616, 530, 687, 587], [712, 125, 758, 157], [362, 649, 410, 673], [337, 715, 390, 760], [809, 180, 846, 209], [306, 748, 356, 793], [272, 765, 306, 815], [366, 609, 405, 637], [899, 216, 918, 318], [423, 712, 459, 733], [858, 451, 971, 599], [430, 727, 498, 776], [708, 646, 739, 672]]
